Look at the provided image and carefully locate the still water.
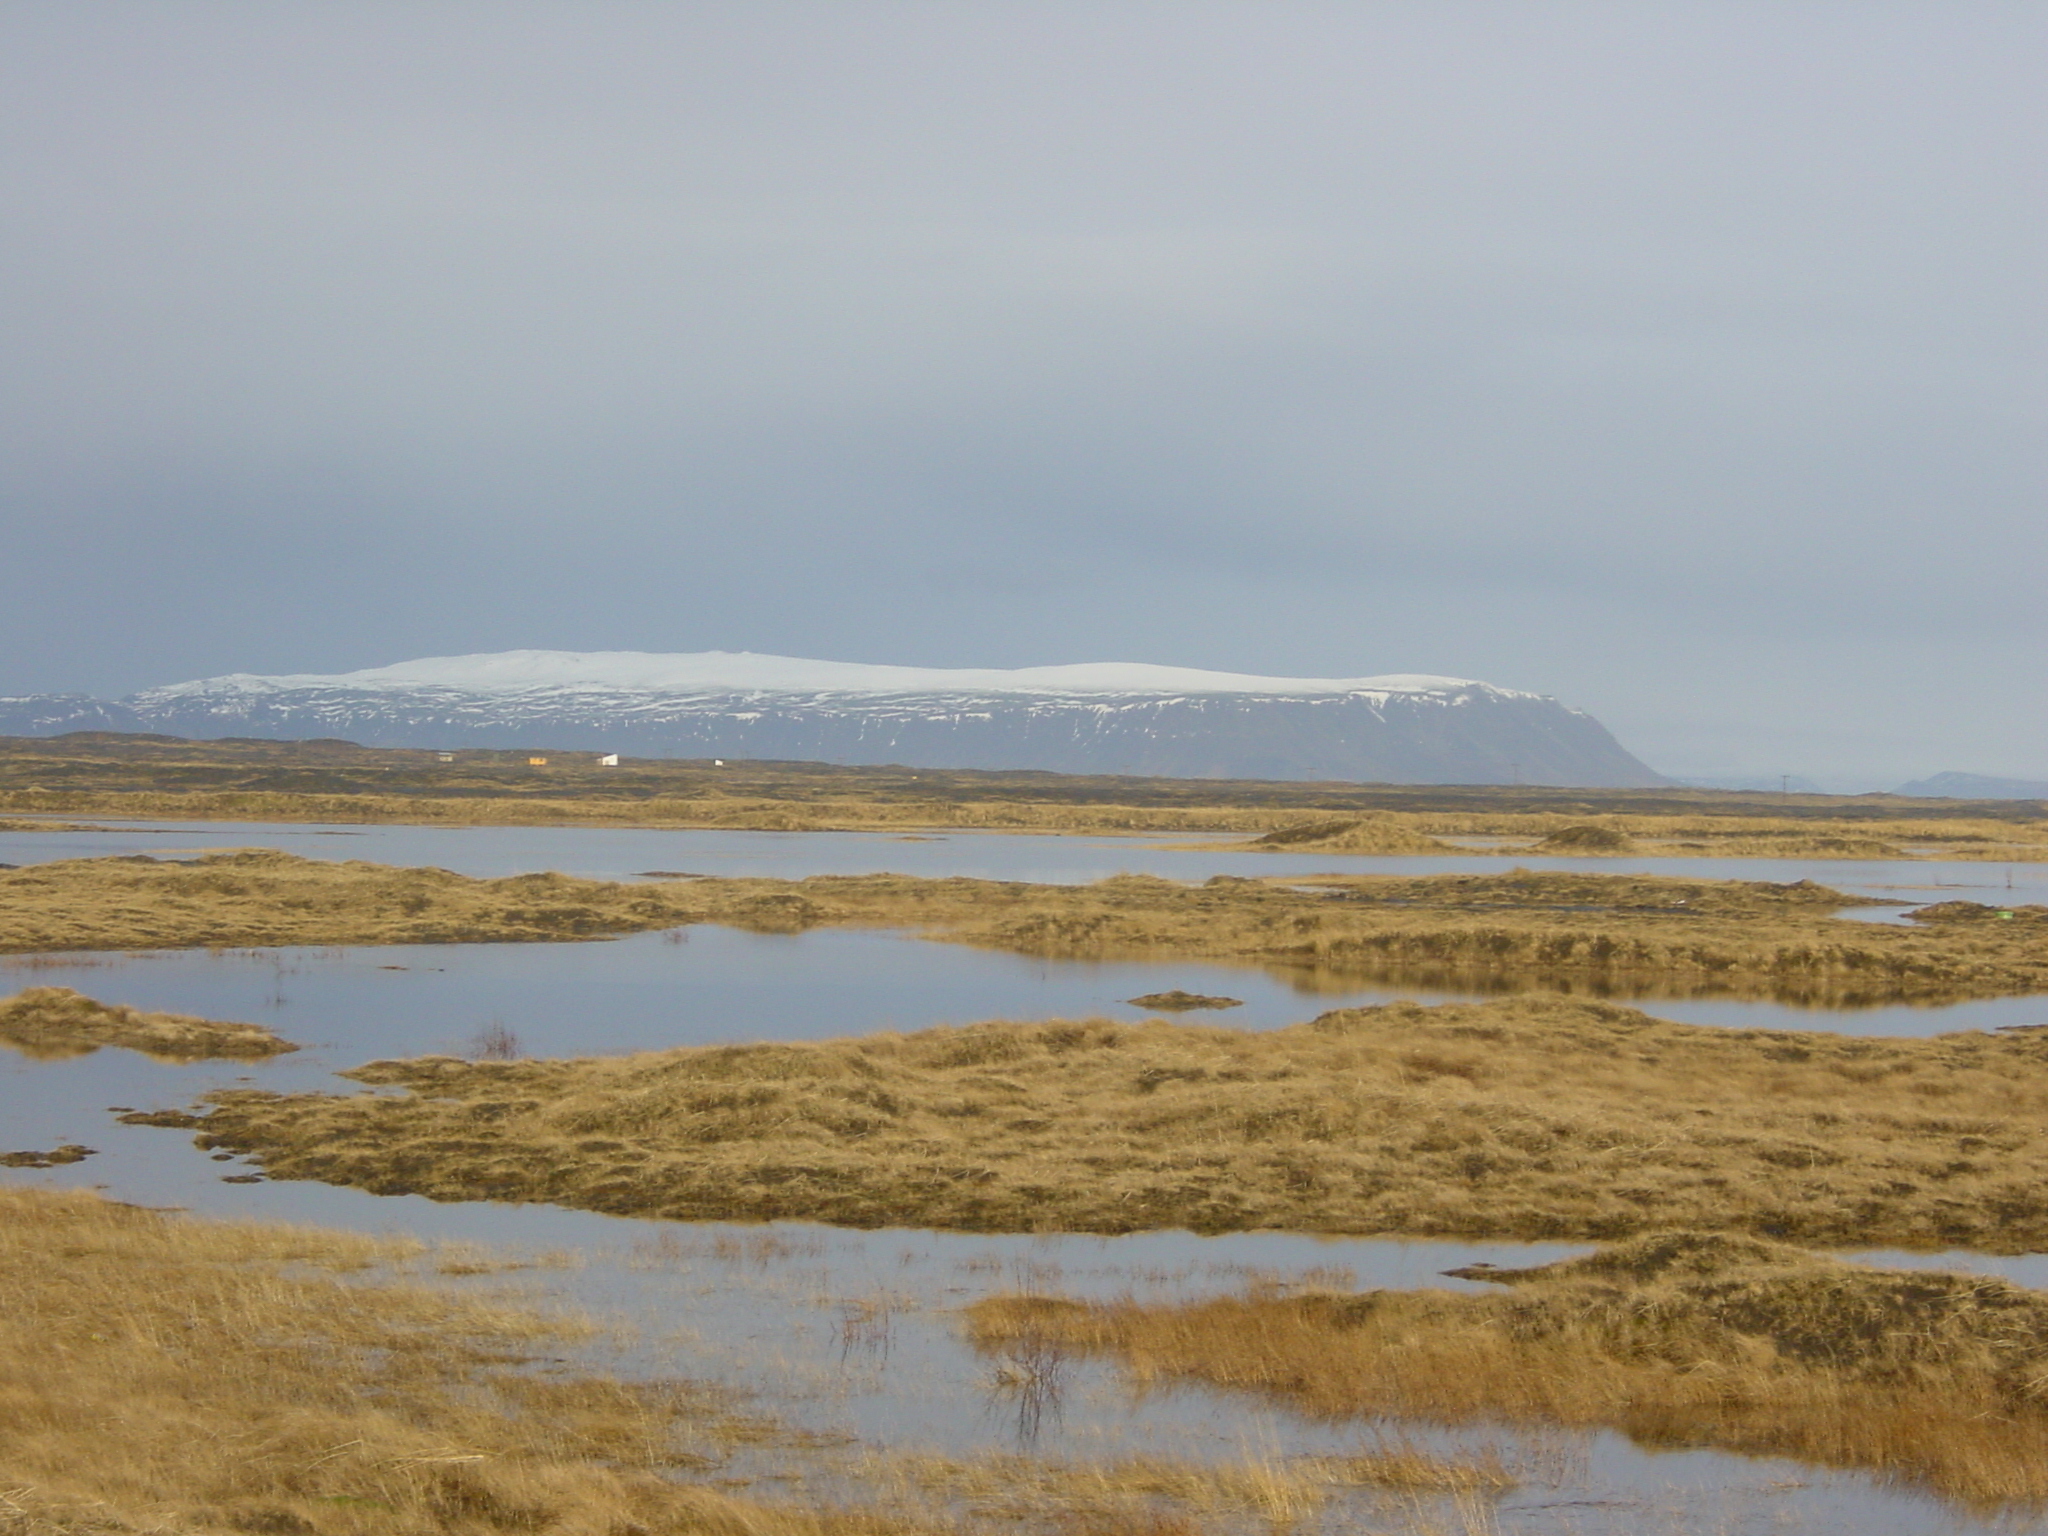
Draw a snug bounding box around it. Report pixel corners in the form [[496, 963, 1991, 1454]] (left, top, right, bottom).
[[8, 1018, 2043, 1536], [3, 814, 2044, 906], [4, 819, 2046, 1531]]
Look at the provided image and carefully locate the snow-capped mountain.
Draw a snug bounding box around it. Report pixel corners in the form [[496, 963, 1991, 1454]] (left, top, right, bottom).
[[0, 650, 1665, 786]]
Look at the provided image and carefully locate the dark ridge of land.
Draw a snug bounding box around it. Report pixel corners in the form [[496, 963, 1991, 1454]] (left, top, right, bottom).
[[2, 729, 2043, 824], [160, 996, 2048, 1252], [968, 1230, 2048, 1509]]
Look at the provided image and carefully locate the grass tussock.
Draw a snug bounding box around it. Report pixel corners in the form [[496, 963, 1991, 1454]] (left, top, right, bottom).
[[0, 1185, 894, 1536], [6, 851, 2044, 1005], [0, 985, 295, 1061], [871, 1442, 1510, 1527], [1250, 818, 1454, 854], [1124, 990, 1243, 1012], [176, 996, 2048, 1249], [966, 1231, 2048, 1509]]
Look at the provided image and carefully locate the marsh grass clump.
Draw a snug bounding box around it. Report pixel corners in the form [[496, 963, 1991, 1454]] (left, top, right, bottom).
[[0, 1185, 889, 1536], [1252, 818, 1454, 854], [873, 1443, 1511, 1528], [465, 1019, 526, 1061], [1532, 823, 1635, 853], [0, 984, 295, 1060], [1125, 990, 1243, 1012], [169, 996, 2048, 1250], [966, 1233, 2048, 1509]]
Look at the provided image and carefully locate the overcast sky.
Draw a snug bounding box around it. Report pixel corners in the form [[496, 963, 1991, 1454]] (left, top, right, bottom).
[[3, 2, 2042, 786]]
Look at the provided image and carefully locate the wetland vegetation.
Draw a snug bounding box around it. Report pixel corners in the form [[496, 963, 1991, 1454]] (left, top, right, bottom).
[[0, 983, 294, 1061], [162, 997, 2048, 1250], [1, 1185, 1514, 1536], [10, 741, 2048, 1531], [5, 850, 2044, 1004], [0, 1185, 850, 1536], [3, 730, 2043, 858], [970, 1230, 2048, 1508]]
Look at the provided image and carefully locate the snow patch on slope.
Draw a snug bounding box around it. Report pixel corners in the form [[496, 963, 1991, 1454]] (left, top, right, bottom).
[[143, 650, 1523, 701]]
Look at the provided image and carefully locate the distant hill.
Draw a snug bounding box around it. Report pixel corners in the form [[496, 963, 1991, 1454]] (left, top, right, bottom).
[[0, 650, 1667, 788], [1894, 771, 2048, 801]]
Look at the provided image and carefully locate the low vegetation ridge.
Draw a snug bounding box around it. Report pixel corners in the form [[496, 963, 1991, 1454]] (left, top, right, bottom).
[[969, 1230, 2048, 1509], [0, 984, 293, 1060], [5, 850, 2045, 1004], [2, 732, 2043, 852], [150, 996, 2048, 1251]]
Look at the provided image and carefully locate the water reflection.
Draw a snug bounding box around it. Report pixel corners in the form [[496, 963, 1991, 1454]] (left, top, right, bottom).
[[4, 816, 2045, 908], [4, 818, 2047, 1532], [4, 927, 2041, 1089]]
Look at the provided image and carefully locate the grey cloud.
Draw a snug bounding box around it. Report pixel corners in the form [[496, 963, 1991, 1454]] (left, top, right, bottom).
[[1, 1, 2042, 782]]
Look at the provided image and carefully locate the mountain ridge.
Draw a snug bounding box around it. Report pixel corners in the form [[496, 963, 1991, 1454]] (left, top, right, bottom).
[[0, 650, 1665, 788], [1894, 771, 2048, 801]]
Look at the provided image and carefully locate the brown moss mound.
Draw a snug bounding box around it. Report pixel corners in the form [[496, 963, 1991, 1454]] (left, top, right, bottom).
[[1533, 823, 1636, 853], [1125, 990, 1243, 1012], [1251, 818, 1452, 853], [165, 996, 2048, 1250], [0, 985, 295, 1060]]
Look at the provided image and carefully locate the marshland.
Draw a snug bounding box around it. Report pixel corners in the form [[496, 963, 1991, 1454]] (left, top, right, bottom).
[[7, 763, 2048, 1533], [4, 731, 2045, 858]]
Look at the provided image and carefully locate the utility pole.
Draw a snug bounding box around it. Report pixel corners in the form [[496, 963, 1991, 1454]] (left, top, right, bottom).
[[1780, 774, 1789, 796]]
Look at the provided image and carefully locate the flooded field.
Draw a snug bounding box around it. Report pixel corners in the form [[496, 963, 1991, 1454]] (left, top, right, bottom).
[[6, 820, 2048, 1532], [4, 814, 2045, 905], [13, 1021, 2048, 1535]]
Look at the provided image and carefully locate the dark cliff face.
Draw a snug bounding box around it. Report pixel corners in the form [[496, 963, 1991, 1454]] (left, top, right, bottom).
[[0, 685, 1664, 787]]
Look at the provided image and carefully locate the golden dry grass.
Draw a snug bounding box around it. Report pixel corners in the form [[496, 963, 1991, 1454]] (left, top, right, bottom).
[[1235, 809, 2048, 861], [0, 1185, 1519, 1536], [3, 738, 2043, 858], [867, 1444, 1511, 1527], [0, 985, 294, 1061], [0, 850, 697, 952], [1248, 818, 1456, 854], [0, 1185, 896, 1536], [5, 851, 2044, 1005], [0, 787, 1285, 836], [966, 1230, 2048, 1509], [165, 996, 2048, 1250]]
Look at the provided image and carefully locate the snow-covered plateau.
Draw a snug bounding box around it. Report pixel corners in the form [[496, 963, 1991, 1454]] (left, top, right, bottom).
[[1, 650, 1666, 787]]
